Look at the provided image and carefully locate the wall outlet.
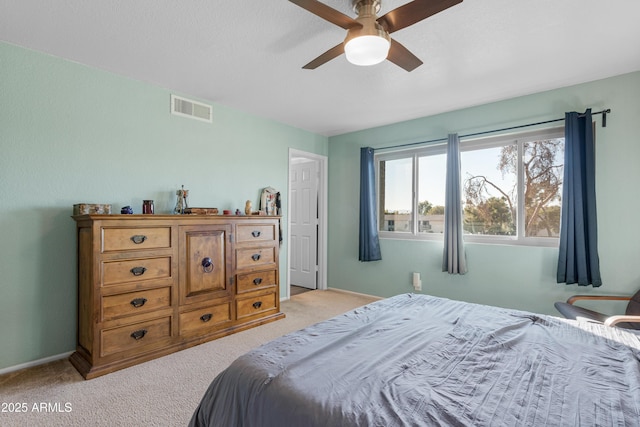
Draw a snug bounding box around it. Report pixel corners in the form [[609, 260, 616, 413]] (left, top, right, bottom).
[[412, 272, 422, 291]]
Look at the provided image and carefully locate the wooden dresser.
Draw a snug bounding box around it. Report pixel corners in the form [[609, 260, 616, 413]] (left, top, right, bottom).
[[70, 214, 284, 379]]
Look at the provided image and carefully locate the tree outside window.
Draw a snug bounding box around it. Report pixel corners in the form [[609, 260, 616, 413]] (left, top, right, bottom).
[[462, 137, 564, 239]]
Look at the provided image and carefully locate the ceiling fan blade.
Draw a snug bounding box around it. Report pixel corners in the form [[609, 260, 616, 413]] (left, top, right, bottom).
[[378, 0, 463, 34], [387, 39, 423, 72], [289, 0, 362, 30], [302, 43, 345, 69]]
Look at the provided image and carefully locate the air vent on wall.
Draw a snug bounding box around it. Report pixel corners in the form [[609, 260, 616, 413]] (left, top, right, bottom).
[[170, 94, 212, 123]]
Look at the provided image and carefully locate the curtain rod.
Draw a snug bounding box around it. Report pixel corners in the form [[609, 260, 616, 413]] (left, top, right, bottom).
[[375, 108, 611, 152]]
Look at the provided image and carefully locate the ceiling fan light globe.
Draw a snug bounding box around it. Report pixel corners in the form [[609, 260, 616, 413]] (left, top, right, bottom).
[[344, 35, 390, 66]]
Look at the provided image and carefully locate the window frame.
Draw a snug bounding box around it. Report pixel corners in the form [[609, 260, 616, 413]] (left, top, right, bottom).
[[375, 126, 565, 247], [376, 143, 447, 241]]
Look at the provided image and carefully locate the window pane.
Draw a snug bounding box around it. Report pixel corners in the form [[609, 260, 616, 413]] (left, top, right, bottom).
[[461, 145, 517, 236], [523, 138, 564, 237], [379, 157, 412, 232], [417, 154, 446, 234]]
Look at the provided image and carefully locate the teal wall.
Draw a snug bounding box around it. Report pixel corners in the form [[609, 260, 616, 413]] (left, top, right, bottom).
[[328, 71, 640, 316], [0, 42, 327, 370]]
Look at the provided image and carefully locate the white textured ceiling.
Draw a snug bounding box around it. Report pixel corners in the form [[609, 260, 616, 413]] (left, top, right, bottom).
[[1, 0, 639, 136]]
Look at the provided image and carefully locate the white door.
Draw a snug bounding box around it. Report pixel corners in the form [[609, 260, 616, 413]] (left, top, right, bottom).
[[290, 159, 318, 289]]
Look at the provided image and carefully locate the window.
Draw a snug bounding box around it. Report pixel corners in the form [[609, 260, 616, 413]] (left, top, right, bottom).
[[461, 144, 517, 236], [377, 145, 446, 237], [376, 127, 564, 246], [379, 156, 414, 233]]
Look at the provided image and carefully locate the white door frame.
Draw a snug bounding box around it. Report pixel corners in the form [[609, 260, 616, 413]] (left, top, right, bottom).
[[286, 149, 328, 299]]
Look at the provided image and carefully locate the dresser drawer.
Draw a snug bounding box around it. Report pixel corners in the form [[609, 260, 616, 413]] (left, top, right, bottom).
[[236, 247, 276, 271], [236, 270, 276, 294], [236, 291, 277, 320], [102, 227, 171, 252], [102, 256, 172, 286], [236, 224, 276, 243], [179, 302, 232, 336], [102, 287, 171, 321], [100, 316, 172, 357]]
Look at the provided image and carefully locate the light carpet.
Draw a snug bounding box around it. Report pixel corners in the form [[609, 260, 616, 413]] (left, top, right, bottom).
[[0, 289, 379, 427]]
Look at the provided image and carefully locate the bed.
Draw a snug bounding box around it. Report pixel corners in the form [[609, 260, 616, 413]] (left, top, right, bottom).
[[189, 293, 640, 426]]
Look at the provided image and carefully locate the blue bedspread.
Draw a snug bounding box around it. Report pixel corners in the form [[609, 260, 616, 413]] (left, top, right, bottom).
[[190, 293, 640, 426]]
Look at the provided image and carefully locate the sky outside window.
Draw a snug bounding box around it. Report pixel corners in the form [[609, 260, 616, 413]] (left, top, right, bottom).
[[383, 148, 513, 211]]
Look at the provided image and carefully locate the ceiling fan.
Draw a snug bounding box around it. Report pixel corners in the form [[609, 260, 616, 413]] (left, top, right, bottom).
[[289, 0, 463, 71]]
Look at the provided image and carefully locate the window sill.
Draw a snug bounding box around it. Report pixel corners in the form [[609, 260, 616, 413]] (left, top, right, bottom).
[[379, 232, 559, 248]]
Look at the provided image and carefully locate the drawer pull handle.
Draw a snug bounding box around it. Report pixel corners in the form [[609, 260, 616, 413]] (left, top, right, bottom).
[[201, 257, 214, 273], [130, 235, 147, 244], [130, 297, 147, 308], [253, 278, 263, 285], [251, 231, 261, 238], [130, 329, 147, 340], [251, 253, 261, 261], [200, 313, 213, 322], [252, 301, 263, 309], [130, 266, 147, 276]]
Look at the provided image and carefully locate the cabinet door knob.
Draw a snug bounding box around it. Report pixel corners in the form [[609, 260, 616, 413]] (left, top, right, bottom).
[[201, 257, 214, 273], [130, 235, 147, 244], [130, 298, 147, 308], [253, 278, 263, 285], [130, 329, 147, 340], [252, 301, 263, 309], [251, 253, 261, 261], [130, 266, 147, 276], [251, 230, 261, 238], [200, 313, 213, 322]]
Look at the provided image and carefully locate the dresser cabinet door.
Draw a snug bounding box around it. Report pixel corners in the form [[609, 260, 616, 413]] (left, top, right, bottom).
[[179, 225, 232, 305]]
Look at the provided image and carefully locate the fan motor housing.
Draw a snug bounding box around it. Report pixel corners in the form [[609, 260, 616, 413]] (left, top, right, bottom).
[[351, 0, 381, 14], [345, 0, 389, 45]]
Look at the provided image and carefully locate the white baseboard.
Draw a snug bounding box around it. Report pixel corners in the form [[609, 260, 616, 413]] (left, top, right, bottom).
[[327, 287, 383, 300], [0, 351, 73, 376]]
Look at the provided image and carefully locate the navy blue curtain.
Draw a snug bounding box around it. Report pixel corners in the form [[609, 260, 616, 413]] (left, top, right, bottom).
[[359, 147, 382, 261], [442, 134, 467, 274], [557, 109, 602, 286]]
